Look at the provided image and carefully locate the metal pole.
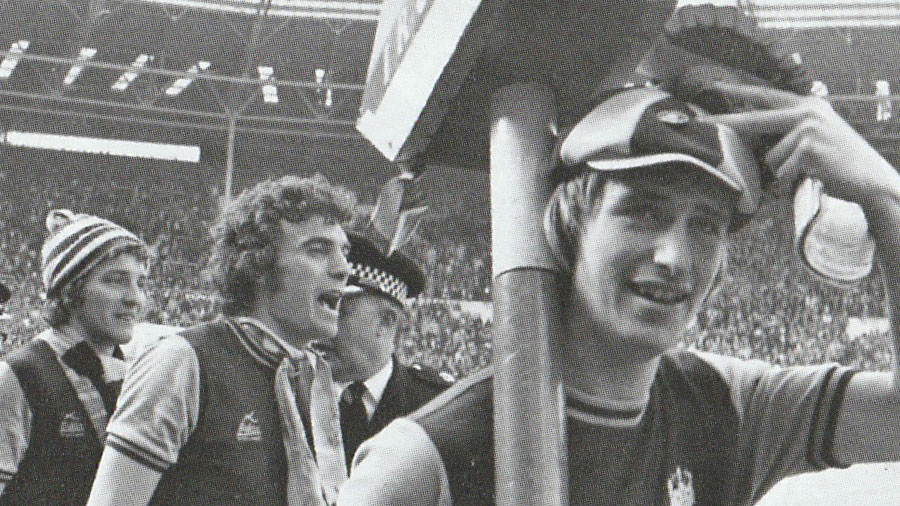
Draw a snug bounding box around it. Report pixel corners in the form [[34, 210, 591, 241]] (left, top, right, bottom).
[[490, 82, 567, 506], [224, 115, 237, 204]]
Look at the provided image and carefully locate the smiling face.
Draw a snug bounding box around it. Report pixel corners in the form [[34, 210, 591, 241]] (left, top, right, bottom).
[[256, 215, 351, 349], [568, 164, 736, 359], [70, 251, 149, 348]]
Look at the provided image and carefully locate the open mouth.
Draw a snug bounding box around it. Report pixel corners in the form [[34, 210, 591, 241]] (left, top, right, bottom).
[[630, 282, 690, 306], [318, 290, 343, 313]]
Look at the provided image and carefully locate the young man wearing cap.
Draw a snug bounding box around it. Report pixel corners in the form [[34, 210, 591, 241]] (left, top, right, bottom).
[[87, 174, 355, 506], [337, 82, 900, 506], [0, 210, 149, 506], [315, 233, 452, 467]]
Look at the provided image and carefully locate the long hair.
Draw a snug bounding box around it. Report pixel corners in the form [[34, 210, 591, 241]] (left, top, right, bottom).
[[205, 174, 356, 316], [543, 168, 607, 275]]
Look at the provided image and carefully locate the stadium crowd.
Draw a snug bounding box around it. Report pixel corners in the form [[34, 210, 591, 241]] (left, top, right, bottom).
[[0, 150, 893, 376]]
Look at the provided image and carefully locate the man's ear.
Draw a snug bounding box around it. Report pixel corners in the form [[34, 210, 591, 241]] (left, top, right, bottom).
[[61, 281, 84, 312], [378, 306, 400, 330]]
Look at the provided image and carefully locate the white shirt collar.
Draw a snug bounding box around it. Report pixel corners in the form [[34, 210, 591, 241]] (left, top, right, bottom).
[[335, 358, 394, 420], [363, 358, 394, 408], [40, 328, 127, 381]]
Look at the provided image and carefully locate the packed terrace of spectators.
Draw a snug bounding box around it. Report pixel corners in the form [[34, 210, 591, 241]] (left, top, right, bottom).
[[0, 149, 892, 378]]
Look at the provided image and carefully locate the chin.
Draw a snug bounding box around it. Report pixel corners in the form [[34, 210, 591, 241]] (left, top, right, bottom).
[[311, 323, 338, 343], [607, 317, 685, 354]]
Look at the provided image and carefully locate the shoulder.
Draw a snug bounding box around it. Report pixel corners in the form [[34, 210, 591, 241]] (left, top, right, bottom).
[[125, 334, 200, 392], [0, 361, 27, 407], [123, 323, 183, 360], [108, 334, 202, 465], [405, 363, 456, 390], [340, 418, 450, 506], [662, 348, 770, 385], [658, 349, 759, 413], [138, 333, 197, 361], [412, 367, 494, 449], [4, 336, 54, 369], [177, 319, 231, 346], [664, 349, 845, 424], [3, 336, 62, 399]]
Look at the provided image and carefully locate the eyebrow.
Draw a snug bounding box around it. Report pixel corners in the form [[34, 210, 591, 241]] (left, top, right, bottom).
[[102, 268, 144, 277], [302, 236, 351, 252], [624, 187, 730, 220]]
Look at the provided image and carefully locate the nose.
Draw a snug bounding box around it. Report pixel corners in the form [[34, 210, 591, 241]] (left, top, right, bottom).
[[123, 278, 148, 309], [653, 223, 692, 278], [330, 250, 351, 282]]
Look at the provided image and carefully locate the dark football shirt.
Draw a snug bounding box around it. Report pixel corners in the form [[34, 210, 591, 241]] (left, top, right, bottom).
[[338, 350, 855, 506]]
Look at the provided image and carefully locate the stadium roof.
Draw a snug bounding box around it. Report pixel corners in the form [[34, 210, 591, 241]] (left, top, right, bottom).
[[1, 1, 900, 163], [0, 0, 381, 144]]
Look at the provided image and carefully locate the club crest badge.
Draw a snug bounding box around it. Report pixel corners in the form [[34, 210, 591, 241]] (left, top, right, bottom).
[[236, 411, 262, 442], [59, 412, 86, 438], [667, 466, 695, 506]]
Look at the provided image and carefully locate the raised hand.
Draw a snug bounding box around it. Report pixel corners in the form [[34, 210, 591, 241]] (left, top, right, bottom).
[[699, 81, 899, 209]]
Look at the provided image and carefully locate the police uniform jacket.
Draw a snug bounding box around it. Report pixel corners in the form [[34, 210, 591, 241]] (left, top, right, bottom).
[[343, 355, 452, 464]]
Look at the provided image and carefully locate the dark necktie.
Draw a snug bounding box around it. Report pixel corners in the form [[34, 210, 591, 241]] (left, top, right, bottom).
[[61, 342, 123, 416], [339, 381, 369, 467]]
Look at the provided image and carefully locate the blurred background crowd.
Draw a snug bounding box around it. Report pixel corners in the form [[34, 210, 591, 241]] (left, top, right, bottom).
[[0, 148, 892, 378]]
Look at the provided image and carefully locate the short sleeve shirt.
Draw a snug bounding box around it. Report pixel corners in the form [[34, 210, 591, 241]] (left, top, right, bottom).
[[566, 350, 855, 506], [0, 362, 31, 483], [104, 334, 200, 472], [337, 349, 857, 506]]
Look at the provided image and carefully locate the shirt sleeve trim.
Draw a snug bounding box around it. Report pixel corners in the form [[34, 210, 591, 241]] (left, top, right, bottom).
[[106, 436, 170, 474], [807, 366, 857, 470], [821, 369, 858, 469]]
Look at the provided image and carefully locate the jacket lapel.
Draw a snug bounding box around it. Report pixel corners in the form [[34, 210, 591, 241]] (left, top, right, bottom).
[[369, 356, 408, 434]]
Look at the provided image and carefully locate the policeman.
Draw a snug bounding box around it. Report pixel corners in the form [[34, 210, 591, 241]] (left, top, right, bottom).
[[316, 232, 453, 467]]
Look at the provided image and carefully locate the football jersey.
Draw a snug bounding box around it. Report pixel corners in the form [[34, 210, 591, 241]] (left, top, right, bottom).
[[337, 349, 856, 506]]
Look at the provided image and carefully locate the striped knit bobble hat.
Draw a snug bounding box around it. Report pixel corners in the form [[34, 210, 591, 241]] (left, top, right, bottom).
[[41, 209, 147, 297]]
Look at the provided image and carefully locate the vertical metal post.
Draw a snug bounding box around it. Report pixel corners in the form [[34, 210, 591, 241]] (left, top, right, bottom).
[[490, 82, 567, 506], [224, 115, 236, 204]]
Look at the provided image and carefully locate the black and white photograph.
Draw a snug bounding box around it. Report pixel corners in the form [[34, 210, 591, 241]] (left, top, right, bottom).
[[2, 0, 900, 505]]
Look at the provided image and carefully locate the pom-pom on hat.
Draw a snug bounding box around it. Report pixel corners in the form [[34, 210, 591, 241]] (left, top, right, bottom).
[[345, 232, 425, 306], [41, 209, 147, 297], [558, 86, 761, 219]]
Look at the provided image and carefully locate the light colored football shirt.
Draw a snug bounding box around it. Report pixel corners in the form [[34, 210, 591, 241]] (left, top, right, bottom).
[[104, 334, 200, 471]]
